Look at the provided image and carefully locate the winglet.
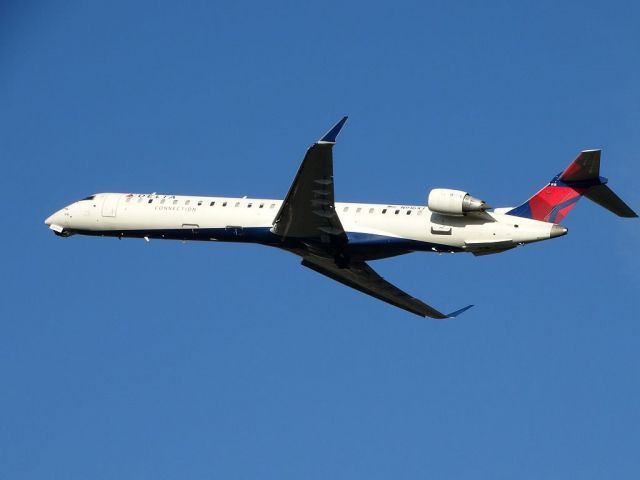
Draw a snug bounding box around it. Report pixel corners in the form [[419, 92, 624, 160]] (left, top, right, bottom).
[[318, 116, 348, 144], [446, 304, 474, 319]]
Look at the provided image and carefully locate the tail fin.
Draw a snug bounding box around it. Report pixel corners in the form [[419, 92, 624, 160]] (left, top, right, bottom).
[[507, 150, 637, 222]]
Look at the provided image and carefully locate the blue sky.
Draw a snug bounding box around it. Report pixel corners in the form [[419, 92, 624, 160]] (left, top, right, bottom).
[[2, 1, 639, 478]]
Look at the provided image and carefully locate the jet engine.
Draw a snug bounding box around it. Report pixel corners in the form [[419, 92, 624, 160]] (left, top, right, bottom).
[[427, 188, 489, 216]]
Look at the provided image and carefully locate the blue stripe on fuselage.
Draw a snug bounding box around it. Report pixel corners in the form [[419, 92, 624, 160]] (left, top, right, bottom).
[[69, 227, 463, 255]]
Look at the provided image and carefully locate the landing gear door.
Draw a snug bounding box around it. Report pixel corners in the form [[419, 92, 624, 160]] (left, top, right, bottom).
[[101, 194, 120, 217]]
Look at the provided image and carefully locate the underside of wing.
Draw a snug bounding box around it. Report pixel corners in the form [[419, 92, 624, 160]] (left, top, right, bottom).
[[301, 256, 471, 319], [272, 117, 348, 245]]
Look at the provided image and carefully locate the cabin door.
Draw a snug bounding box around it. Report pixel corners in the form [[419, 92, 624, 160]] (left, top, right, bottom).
[[101, 194, 120, 217]]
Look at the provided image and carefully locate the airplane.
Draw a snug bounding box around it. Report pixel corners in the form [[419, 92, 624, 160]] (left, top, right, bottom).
[[44, 117, 637, 319]]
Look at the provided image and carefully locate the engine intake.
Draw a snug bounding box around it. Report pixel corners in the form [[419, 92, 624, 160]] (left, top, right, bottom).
[[428, 188, 489, 216]]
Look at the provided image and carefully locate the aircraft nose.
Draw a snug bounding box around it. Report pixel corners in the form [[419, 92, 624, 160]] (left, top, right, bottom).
[[44, 209, 66, 228], [550, 224, 568, 238]]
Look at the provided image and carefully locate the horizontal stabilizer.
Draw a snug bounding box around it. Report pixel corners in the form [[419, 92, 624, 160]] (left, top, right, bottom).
[[584, 184, 638, 217]]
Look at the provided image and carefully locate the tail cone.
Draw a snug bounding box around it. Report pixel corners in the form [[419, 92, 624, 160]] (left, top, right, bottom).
[[550, 224, 568, 238]]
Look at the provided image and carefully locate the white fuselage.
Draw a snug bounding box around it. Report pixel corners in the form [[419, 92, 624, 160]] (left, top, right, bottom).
[[45, 192, 562, 259]]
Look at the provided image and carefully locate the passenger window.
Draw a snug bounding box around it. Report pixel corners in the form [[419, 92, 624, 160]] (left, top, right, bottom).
[[247, 203, 252, 208], [417, 210, 422, 215], [137, 198, 143, 203], [173, 199, 178, 205], [395, 210, 399, 215], [125, 197, 131, 203], [369, 208, 374, 214], [210, 201, 215, 206], [222, 202, 227, 207], [382, 209, 387, 214], [356, 207, 362, 213], [406, 210, 411, 215], [235, 202, 240, 207], [185, 200, 190, 205], [259, 203, 264, 208], [148, 199, 153, 204], [160, 199, 166, 204], [270, 204, 275, 209], [197, 200, 203, 206]]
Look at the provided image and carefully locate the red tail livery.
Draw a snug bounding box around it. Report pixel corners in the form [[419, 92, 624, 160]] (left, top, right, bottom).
[[508, 150, 637, 222]]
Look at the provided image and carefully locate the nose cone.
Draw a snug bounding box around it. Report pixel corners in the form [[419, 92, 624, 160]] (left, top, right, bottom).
[[44, 209, 66, 228], [550, 224, 568, 238]]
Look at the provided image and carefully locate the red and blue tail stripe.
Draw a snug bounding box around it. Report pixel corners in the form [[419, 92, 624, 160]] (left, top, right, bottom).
[[507, 150, 608, 223], [507, 176, 587, 223]]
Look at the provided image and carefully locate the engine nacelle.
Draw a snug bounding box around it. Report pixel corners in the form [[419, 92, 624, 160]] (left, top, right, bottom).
[[427, 188, 489, 216]]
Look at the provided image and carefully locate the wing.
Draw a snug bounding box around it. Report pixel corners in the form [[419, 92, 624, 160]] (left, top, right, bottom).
[[301, 256, 472, 319], [272, 117, 348, 245]]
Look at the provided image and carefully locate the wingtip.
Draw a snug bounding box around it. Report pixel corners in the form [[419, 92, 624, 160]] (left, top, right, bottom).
[[446, 304, 474, 318], [318, 116, 348, 144]]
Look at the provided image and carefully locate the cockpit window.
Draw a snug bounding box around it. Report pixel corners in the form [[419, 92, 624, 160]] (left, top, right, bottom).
[[81, 195, 95, 201]]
